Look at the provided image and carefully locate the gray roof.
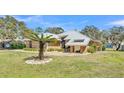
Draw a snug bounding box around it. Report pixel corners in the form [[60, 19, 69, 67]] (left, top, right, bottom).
[[59, 31, 91, 46], [59, 31, 89, 39], [43, 33, 60, 40]]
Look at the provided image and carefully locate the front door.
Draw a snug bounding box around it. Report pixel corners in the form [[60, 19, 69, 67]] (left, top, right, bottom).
[[29, 41, 32, 48]]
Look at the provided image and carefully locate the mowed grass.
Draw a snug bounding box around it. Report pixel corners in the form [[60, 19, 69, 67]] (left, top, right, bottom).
[[0, 50, 124, 77]]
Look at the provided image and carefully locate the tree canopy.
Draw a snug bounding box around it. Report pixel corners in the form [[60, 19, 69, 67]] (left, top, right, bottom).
[[45, 27, 64, 34], [107, 26, 124, 50], [81, 25, 102, 40], [0, 16, 29, 40]]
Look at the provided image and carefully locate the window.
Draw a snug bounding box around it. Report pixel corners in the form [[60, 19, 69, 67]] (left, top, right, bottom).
[[74, 39, 84, 42]]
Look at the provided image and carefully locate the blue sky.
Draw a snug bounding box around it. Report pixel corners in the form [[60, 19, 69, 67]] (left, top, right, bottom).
[[2, 15, 124, 31]]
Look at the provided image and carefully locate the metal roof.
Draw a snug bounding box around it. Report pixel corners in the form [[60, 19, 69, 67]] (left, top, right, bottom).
[[59, 31, 91, 46], [43, 33, 60, 40]]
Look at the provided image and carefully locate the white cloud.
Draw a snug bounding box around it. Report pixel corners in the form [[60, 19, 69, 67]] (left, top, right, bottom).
[[41, 20, 88, 28], [14, 16, 64, 28], [108, 20, 124, 26], [12, 16, 89, 30], [14, 15, 42, 22]]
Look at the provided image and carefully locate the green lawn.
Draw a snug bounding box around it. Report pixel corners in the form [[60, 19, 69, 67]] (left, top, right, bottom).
[[0, 50, 124, 77]]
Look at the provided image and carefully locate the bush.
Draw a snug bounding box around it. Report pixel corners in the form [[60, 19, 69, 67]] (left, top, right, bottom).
[[102, 45, 106, 51], [92, 44, 97, 51], [47, 48, 55, 51], [10, 42, 26, 49], [47, 48, 63, 52], [87, 46, 96, 53], [23, 48, 38, 51], [57, 48, 64, 52]]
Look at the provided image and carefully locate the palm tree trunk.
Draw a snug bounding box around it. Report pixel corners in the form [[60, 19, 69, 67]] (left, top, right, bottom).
[[39, 41, 44, 60]]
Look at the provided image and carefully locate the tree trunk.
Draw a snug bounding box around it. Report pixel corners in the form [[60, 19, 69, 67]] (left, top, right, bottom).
[[39, 41, 44, 60], [116, 43, 121, 51]]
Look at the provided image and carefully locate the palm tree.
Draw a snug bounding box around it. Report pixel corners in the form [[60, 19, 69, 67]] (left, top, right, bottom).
[[24, 30, 54, 60]]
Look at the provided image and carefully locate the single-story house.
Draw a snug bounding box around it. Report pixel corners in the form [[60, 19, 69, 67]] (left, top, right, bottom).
[[59, 31, 102, 53], [24, 31, 102, 53]]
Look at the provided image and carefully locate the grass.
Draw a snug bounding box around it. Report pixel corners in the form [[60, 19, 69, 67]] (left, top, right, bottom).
[[0, 50, 124, 77]]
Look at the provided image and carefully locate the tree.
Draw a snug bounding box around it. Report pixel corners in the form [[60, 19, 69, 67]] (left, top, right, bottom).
[[0, 16, 30, 48], [24, 30, 54, 60], [17, 21, 28, 39], [99, 30, 111, 44], [0, 18, 5, 39], [45, 27, 64, 34], [0, 16, 30, 40], [81, 25, 101, 40], [0, 16, 18, 39], [108, 26, 124, 50], [0, 29, 4, 40], [35, 27, 43, 34], [0, 18, 4, 28]]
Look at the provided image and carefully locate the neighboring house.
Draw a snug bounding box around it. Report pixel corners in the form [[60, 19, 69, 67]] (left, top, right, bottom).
[[0, 39, 12, 49]]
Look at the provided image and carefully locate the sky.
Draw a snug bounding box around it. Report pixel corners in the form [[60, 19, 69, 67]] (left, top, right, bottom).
[[2, 15, 124, 31]]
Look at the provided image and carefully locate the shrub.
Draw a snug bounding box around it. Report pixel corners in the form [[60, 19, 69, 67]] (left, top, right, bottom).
[[47, 48, 63, 52], [18, 43, 26, 49], [102, 45, 106, 51], [47, 48, 55, 51], [57, 48, 64, 52], [23, 48, 38, 51], [10, 42, 26, 49], [87, 46, 96, 53], [10, 43, 17, 49], [92, 44, 97, 51]]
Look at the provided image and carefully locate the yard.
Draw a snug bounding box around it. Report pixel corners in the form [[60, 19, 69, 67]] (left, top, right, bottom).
[[0, 50, 124, 77]]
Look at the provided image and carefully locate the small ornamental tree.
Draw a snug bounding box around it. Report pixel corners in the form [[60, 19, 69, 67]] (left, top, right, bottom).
[[24, 30, 54, 60]]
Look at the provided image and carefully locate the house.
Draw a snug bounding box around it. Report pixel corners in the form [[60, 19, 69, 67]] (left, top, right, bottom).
[[24, 31, 102, 53], [59, 31, 102, 53], [59, 31, 90, 53], [0, 31, 102, 53], [0, 39, 12, 49]]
